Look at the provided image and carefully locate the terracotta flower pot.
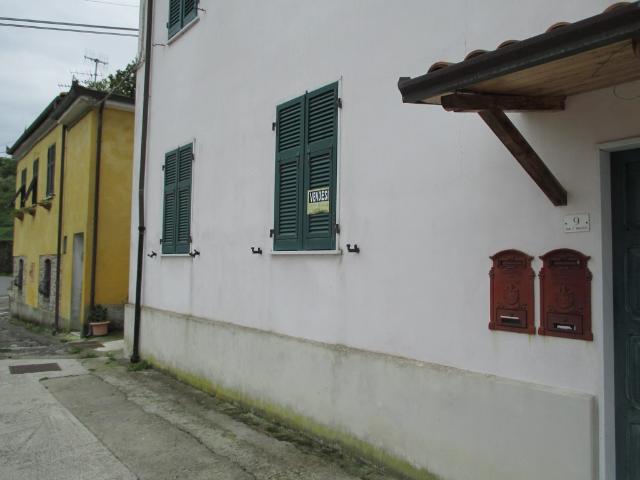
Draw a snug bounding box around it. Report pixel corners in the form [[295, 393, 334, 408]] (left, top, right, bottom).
[[90, 321, 110, 337]]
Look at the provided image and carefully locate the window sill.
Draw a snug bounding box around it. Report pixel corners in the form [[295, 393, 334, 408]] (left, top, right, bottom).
[[160, 253, 193, 258], [270, 249, 342, 256], [167, 16, 200, 45]]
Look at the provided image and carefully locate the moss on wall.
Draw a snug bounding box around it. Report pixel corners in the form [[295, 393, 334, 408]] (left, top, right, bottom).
[[143, 354, 440, 480]]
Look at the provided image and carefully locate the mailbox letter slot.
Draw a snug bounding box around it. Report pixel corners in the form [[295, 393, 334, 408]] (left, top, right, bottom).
[[539, 249, 592, 341], [489, 250, 535, 334]]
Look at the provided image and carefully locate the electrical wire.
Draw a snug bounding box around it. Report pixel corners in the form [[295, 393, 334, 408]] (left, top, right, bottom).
[[85, 0, 139, 7], [0, 16, 137, 31], [0, 23, 138, 37]]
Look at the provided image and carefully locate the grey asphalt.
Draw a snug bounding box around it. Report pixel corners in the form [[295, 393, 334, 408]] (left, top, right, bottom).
[[0, 301, 397, 480]]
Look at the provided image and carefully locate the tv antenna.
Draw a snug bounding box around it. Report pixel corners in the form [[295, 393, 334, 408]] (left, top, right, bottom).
[[84, 55, 108, 82]]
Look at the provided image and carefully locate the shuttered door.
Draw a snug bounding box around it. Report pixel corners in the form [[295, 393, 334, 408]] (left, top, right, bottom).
[[183, 0, 198, 25], [162, 149, 178, 253], [175, 144, 193, 254], [303, 83, 338, 250], [274, 97, 304, 251], [167, 0, 181, 37]]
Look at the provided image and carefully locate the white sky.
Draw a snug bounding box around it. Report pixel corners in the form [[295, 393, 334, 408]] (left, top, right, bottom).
[[0, 0, 140, 153]]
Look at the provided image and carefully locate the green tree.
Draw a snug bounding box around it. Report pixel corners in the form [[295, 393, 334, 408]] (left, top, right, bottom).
[[0, 156, 16, 241], [84, 60, 137, 98]]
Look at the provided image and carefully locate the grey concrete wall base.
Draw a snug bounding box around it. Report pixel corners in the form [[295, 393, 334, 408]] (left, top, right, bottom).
[[10, 295, 55, 327], [125, 305, 598, 480]]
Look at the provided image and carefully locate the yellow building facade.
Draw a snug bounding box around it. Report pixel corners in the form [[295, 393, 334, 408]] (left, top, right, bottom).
[[8, 84, 134, 332]]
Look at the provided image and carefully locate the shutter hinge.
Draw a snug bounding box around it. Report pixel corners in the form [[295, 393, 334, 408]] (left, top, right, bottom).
[[162, 164, 165, 171], [269, 228, 275, 238], [189, 235, 193, 243], [272, 122, 276, 132], [337, 98, 342, 109], [159, 238, 163, 244], [333, 222, 340, 234]]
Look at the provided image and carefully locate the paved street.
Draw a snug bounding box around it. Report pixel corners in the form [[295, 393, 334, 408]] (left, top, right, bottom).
[[0, 293, 398, 480]]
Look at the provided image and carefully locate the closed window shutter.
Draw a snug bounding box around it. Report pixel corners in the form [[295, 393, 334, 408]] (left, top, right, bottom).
[[46, 145, 55, 197], [162, 149, 178, 253], [274, 96, 305, 251], [175, 144, 192, 254], [183, 0, 198, 25], [31, 159, 39, 205], [19, 169, 27, 208], [302, 83, 338, 250], [167, 0, 181, 37]]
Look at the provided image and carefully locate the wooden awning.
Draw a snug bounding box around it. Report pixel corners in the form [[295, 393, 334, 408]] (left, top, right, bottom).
[[398, 2, 640, 206]]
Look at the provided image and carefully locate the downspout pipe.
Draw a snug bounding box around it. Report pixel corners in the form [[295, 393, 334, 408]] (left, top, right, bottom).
[[131, 0, 153, 363], [53, 125, 67, 333], [88, 102, 105, 335]]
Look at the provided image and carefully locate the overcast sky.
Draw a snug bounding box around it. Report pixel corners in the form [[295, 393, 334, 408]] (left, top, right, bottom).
[[0, 0, 139, 154]]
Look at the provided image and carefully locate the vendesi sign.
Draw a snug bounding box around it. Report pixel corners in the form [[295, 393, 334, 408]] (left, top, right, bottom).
[[307, 187, 330, 215]]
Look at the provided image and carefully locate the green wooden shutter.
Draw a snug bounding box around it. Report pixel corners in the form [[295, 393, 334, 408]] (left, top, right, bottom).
[[167, 0, 181, 37], [46, 145, 55, 197], [183, 0, 198, 25], [162, 149, 178, 253], [19, 169, 27, 208], [31, 159, 39, 205], [274, 96, 305, 251], [175, 144, 192, 254], [302, 82, 338, 250]]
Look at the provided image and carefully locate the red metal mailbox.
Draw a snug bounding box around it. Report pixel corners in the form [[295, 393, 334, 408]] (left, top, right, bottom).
[[489, 250, 535, 334], [539, 249, 592, 340]]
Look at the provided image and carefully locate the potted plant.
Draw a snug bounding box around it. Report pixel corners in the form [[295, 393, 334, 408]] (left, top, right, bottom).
[[88, 304, 109, 336]]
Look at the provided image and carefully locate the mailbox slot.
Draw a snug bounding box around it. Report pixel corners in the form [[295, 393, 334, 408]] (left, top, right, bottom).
[[496, 309, 527, 329], [548, 313, 583, 334]]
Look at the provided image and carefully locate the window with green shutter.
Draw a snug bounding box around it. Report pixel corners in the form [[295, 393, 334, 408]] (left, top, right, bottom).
[[46, 144, 55, 198], [31, 159, 39, 205], [19, 169, 27, 208], [167, 0, 198, 39], [162, 143, 193, 254], [274, 82, 338, 251]]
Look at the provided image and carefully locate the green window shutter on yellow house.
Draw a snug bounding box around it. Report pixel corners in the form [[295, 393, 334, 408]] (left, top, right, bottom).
[[274, 82, 338, 251], [162, 144, 193, 254], [46, 144, 55, 198], [31, 159, 39, 205]]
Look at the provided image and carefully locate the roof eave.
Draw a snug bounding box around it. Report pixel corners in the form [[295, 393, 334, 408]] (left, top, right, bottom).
[[6, 83, 134, 157], [398, 1, 640, 104]]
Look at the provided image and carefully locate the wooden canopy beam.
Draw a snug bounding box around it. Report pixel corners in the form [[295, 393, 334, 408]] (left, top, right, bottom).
[[441, 93, 566, 112], [477, 108, 567, 206]]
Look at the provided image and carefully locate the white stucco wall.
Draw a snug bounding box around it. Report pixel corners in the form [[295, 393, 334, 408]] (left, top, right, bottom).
[[128, 1, 640, 478]]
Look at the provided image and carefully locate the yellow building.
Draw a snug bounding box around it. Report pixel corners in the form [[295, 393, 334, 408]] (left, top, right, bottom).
[[7, 83, 134, 333]]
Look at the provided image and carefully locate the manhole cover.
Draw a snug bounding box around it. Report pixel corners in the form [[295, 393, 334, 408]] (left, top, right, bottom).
[[9, 363, 61, 374]]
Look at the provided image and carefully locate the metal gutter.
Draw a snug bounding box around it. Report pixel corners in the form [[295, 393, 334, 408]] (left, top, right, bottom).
[[131, 0, 153, 363], [398, 1, 640, 103], [53, 125, 66, 333], [88, 102, 105, 334]]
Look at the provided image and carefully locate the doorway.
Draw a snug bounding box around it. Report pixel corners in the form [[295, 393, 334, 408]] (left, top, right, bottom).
[[70, 233, 84, 331], [612, 148, 640, 479]]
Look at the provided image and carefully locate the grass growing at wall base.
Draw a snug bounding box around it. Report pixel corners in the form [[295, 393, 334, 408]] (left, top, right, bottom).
[[142, 354, 440, 480]]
